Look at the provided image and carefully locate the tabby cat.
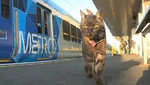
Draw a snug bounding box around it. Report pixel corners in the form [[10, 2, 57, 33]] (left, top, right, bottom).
[[80, 9, 106, 85]]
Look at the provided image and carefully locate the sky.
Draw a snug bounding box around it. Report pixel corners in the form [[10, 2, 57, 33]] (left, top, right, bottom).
[[51, 0, 98, 22]]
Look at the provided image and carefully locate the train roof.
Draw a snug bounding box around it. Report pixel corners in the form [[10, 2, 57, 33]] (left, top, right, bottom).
[[42, 0, 79, 23], [43, 0, 67, 14]]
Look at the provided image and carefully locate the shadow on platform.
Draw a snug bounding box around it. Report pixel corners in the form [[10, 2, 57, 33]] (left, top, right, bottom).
[[136, 65, 150, 85], [105, 54, 141, 82]]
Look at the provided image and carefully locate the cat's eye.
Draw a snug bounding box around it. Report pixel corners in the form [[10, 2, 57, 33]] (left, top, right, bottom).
[[83, 25, 88, 28], [95, 25, 99, 28]]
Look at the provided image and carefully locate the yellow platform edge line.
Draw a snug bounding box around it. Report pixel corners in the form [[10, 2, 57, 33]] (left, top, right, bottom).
[[0, 60, 12, 63]]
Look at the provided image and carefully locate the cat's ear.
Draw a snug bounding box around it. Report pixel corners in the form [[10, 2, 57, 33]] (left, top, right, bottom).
[[86, 9, 93, 15], [80, 10, 86, 20], [96, 9, 103, 21]]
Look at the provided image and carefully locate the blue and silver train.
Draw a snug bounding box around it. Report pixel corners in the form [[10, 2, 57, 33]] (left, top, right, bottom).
[[0, 0, 82, 63]]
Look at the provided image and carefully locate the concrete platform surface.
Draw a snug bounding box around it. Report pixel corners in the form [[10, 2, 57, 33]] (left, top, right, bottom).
[[0, 54, 149, 85]]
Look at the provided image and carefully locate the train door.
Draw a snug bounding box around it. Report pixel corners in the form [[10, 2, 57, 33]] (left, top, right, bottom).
[[36, 4, 54, 60], [0, 0, 13, 61]]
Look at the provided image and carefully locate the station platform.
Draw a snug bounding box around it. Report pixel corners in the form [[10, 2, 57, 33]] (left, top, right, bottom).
[[105, 54, 150, 85], [0, 54, 149, 85]]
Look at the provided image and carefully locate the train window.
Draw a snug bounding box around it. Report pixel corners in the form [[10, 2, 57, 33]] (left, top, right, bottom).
[[37, 7, 42, 34], [63, 20, 70, 41], [44, 11, 50, 36], [13, 0, 25, 12], [1, 0, 10, 19], [77, 28, 82, 43], [71, 25, 77, 42]]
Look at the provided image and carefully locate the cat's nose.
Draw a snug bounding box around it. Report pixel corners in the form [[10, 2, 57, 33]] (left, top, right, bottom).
[[89, 28, 94, 34]]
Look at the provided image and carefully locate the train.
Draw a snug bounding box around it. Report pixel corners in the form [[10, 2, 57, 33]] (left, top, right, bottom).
[[0, 0, 82, 63]]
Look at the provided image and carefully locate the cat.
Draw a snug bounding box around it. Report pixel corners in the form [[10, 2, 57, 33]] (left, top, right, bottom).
[[80, 9, 106, 85]]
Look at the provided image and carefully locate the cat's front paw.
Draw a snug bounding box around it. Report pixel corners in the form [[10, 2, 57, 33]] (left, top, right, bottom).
[[96, 78, 105, 85]]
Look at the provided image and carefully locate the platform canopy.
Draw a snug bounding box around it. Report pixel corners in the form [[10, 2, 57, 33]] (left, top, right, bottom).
[[93, 0, 139, 36]]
